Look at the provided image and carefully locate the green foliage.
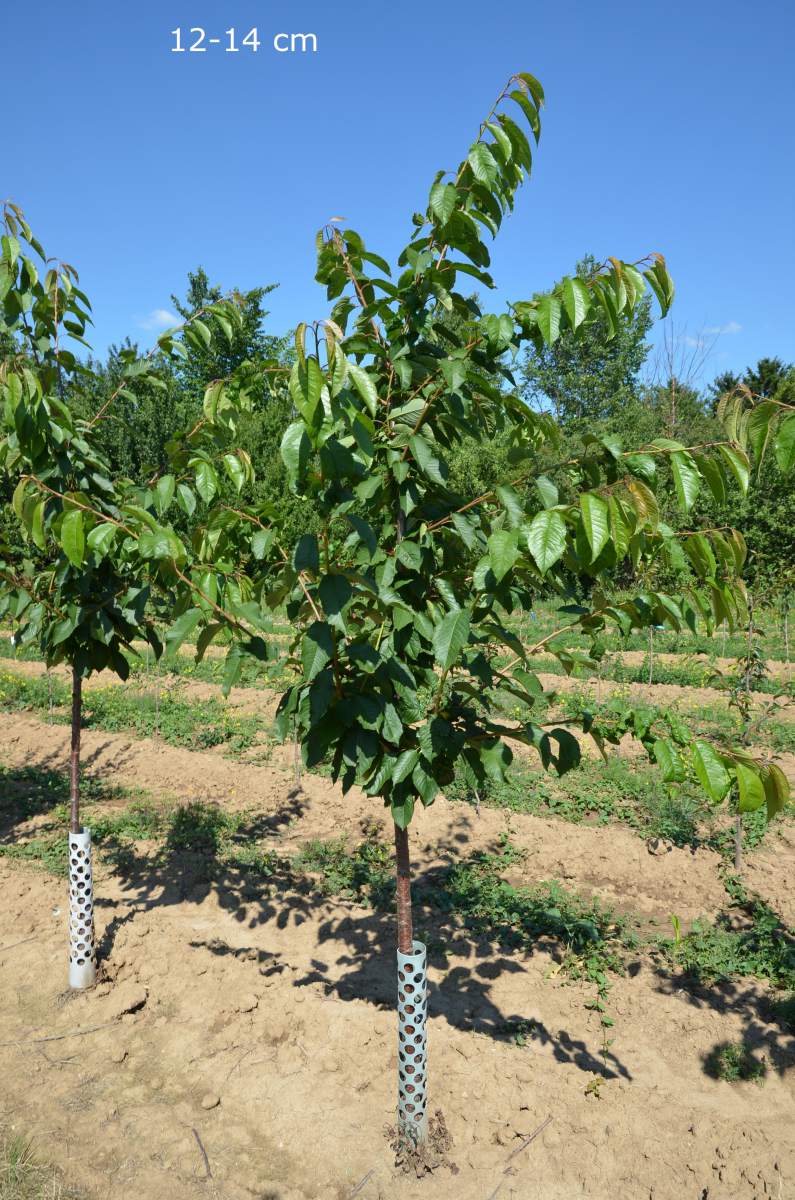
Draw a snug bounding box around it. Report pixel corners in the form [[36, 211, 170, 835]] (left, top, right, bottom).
[[1, 76, 787, 848], [142, 72, 769, 830], [662, 878, 795, 991], [295, 832, 393, 904], [520, 254, 654, 425], [165, 801, 243, 854], [703, 1041, 767, 1085]]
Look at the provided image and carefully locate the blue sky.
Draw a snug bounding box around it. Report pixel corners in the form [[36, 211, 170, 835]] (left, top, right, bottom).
[[8, 0, 794, 385]]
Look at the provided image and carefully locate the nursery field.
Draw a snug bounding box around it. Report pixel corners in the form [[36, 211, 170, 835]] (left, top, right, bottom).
[[3, 60, 795, 1200], [0, 612, 794, 1200]]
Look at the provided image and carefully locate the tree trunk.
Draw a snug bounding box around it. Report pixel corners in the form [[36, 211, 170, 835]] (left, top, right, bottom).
[[394, 823, 414, 953], [784, 608, 790, 685], [69, 667, 82, 834], [394, 821, 427, 1145], [67, 667, 96, 988], [734, 812, 743, 872], [648, 626, 654, 686]]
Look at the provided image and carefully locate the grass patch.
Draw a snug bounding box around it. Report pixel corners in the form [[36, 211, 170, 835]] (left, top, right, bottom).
[[0, 670, 260, 756], [296, 833, 393, 904], [661, 877, 795, 992], [704, 1040, 767, 1084], [0, 1131, 84, 1200], [446, 755, 714, 849]]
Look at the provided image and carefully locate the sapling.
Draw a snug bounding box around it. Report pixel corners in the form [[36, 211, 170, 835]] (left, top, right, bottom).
[[143, 73, 789, 1146], [0, 203, 244, 986]]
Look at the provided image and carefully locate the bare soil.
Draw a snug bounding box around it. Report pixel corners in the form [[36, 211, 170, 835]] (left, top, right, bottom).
[[1, 707, 794, 1200]]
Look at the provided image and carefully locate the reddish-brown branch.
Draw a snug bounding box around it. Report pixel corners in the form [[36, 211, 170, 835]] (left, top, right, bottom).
[[394, 824, 413, 954], [69, 667, 81, 834]]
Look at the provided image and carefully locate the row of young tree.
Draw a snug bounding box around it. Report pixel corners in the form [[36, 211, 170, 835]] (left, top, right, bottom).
[[1, 71, 792, 1146]]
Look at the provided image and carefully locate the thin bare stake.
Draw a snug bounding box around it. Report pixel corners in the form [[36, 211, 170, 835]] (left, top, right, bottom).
[[504, 1114, 552, 1165], [347, 1169, 375, 1199], [191, 1127, 213, 1179], [0, 935, 37, 953], [484, 1114, 553, 1199], [0, 1021, 116, 1047]]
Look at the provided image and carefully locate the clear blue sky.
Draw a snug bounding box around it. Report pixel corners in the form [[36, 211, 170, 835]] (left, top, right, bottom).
[[8, 0, 794, 385]]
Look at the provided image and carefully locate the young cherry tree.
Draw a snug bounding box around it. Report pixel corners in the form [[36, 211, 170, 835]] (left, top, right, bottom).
[[148, 73, 788, 1144], [0, 203, 245, 986]]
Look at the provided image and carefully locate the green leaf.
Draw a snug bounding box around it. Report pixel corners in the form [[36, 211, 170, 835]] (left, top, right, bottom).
[[138, 528, 184, 561], [683, 534, 717, 580], [223, 453, 246, 494], [562, 277, 590, 330], [762, 763, 789, 818], [653, 739, 684, 783], [534, 476, 558, 509], [60, 509, 85, 567], [467, 143, 499, 186], [429, 182, 458, 224], [177, 483, 196, 517], [301, 622, 334, 681], [516, 71, 545, 108], [391, 796, 415, 830], [409, 434, 448, 485], [691, 740, 731, 803], [535, 295, 562, 344], [347, 361, 378, 417], [718, 444, 750, 494], [392, 749, 419, 784], [670, 452, 700, 513], [579, 493, 609, 561], [735, 763, 766, 813], [203, 381, 225, 422], [318, 574, 352, 629], [194, 461, 218, 504], [526, 509, 566, 573], [774, 413, 795, 473], [86, 523, 117, 556], [432, 609, 470, 670], [382, 702, 403, 744], [289, 357, 324, 423], [155, 474, 176, 515], [488, 529, 518, 582], [280, 421, 311, 480], [251, 529, 274, 560], [496, 483, 525, 527], [293, 534, 320, 574], [165, 608, 202, 655]]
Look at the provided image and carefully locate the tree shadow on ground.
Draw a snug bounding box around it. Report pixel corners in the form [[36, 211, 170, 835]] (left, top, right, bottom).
[[2, 757, 745, 1085], [0, 746, 127, 840], [654, 971, 795, 1078]]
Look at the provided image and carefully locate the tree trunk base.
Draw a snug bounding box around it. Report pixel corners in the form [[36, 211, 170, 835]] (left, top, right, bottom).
[[68, 828, 97, 989], [397, 939, 428, 1145]]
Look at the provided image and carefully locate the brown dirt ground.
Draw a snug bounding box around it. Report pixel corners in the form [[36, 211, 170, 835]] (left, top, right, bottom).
[[1, 705, 795, 1200]]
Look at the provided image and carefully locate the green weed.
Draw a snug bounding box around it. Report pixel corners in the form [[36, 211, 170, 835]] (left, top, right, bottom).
[[295, 834, 393, 904], [661, 878, 795, 992], [704, 1041, 767, 1084], [0, 1130, 85, 1199]]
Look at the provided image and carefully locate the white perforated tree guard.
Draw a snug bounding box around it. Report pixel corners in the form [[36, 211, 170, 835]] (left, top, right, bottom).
[[397, 939, 428, 1144], [68, 829, 96, 989]]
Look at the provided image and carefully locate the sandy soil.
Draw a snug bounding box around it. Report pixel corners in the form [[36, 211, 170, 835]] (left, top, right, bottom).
[[1, 707, 795, 1200]]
